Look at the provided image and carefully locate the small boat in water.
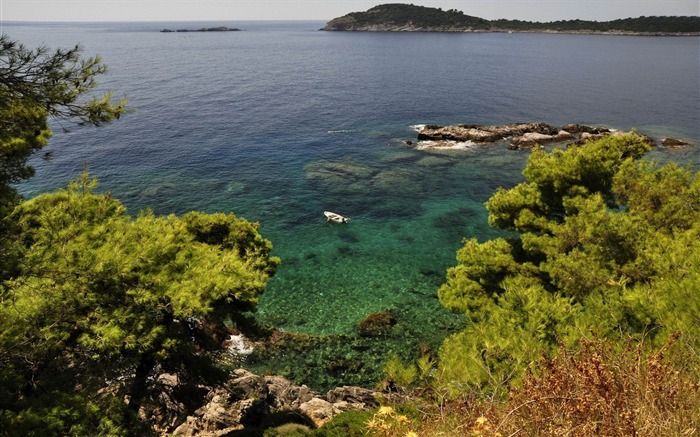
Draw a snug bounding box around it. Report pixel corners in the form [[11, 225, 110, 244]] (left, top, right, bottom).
[[324, 211, 348, 223]]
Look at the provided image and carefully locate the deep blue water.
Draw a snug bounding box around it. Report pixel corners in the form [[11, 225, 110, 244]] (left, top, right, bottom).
[[6, 21, 700, 388]]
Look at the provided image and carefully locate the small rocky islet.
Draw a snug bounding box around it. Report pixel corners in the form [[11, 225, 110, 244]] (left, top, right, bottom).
[[160, 26, 240, 33], [407, 122, 690, 151], [413, 122, 693, 150]]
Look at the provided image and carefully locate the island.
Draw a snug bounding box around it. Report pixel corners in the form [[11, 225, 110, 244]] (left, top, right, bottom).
[[323, 4, 700, 35], [160, 26, 240, 33]]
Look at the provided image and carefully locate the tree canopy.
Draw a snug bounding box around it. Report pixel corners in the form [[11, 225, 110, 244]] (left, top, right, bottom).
[[0, 35, 126, 217], [437, 134, 700, 395], [0, 174, 279, 434]]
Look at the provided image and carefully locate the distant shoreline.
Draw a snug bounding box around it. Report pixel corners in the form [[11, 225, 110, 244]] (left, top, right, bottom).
[[322, 27, 700, 36]]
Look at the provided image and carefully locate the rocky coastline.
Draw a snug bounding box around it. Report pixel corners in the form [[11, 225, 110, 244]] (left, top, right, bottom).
[[140, 368, 381, 436], [323, 25, 699, 36]]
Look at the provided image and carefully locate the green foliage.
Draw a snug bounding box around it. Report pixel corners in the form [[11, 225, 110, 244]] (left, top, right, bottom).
[[487, 134, 651, 232], [328, 3, 491, 30], [263, 423, 312, 437], [0, 175, 279, 435], [311, 409, 374, 437], [384, 354, 417, 390], [0, 35, 127, 221], [491, 15, 700, 33], [438, 134, 700, 396]]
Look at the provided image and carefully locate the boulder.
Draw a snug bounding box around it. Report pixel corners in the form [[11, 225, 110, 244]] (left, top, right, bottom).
[[299, 398, 336, 427], [264, 375, 316, 409], [326, 386, 379, 407], [225, 369, 268, 401]]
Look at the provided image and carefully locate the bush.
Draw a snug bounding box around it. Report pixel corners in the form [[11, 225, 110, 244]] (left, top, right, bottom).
[[490, 335, 700, 436], [311, 410, 374, 437]]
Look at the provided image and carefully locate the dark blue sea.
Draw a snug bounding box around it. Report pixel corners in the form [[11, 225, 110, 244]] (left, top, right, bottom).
[[6, 21, 700, 389]]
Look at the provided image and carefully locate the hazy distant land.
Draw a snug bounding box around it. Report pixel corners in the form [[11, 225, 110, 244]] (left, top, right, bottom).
[[323, 3, 700, 35]]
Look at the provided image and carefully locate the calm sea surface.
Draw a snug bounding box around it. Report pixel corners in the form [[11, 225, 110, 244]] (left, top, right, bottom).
[[6, 21, 700, 389]]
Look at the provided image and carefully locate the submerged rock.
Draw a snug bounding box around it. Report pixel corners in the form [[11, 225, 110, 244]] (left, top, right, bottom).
[[415, 156, 454, 167], [305, 161, 376, 188], [358, 311, 398, 337]]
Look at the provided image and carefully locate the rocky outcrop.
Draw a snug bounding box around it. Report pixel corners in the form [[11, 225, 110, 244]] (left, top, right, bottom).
[[662, 137, 691, 148], [417, 122, 559, 143], [561, 123, 611, 134], [415, 123, 662, 151], [167, 369, 380, 436]]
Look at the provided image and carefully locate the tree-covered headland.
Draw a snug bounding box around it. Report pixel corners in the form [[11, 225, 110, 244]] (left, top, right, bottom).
[[1, 35, 699, 435], [324, 3, 700, 34]]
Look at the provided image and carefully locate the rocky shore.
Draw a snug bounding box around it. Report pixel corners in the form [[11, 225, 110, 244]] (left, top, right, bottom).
[[141, 368, 381, 436], [413, 122, 692, 151]]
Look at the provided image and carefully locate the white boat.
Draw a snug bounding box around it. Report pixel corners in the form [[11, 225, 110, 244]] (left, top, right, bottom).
[[324, 211, 348, 223]]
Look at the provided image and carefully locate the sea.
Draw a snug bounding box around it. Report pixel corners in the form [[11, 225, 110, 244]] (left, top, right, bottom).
[[5, 21, 700, 390]]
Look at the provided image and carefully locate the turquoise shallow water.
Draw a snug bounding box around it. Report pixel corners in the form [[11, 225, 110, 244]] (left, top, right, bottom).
[[8, 21, 699, 389]]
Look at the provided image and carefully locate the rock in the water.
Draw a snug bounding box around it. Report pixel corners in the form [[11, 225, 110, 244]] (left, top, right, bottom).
[[414, 122, 663, 152], [662, 137, 691, 148], [562, 123, 610, 134], [417, 122, 558, 143]]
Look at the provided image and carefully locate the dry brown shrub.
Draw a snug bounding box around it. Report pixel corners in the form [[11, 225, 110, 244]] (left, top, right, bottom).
[[364, 334, 698, 436], [490, 333, 699, 436]]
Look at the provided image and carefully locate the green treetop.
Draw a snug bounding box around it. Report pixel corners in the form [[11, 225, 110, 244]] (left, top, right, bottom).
[[437, 134, 700, 396], [0, 175, 279, 435], [0, 35, 126, 216]]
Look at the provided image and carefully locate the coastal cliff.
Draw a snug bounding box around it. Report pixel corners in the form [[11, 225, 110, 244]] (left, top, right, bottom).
[[323, 3, 700, 34]]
